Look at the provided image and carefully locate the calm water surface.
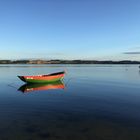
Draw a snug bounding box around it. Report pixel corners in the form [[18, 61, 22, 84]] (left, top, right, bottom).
[[0, 64, 140, 140]]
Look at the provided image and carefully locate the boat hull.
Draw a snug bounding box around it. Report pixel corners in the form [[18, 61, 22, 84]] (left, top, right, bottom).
[[18, 71, 65, 83]]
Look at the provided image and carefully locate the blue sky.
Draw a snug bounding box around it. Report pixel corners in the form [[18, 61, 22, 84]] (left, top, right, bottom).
[[0, 0, 140, 60]]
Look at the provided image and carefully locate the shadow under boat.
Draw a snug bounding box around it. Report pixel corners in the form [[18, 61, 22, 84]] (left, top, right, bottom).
[[18, 80, 65, 93]]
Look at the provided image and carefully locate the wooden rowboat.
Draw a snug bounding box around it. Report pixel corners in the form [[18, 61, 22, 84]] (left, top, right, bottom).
[[18, 71, 65, 83], [18, 80, 65, 93]]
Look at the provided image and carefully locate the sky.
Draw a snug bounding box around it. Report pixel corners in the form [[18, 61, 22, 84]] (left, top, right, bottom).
[[0, 0, 140, 60]]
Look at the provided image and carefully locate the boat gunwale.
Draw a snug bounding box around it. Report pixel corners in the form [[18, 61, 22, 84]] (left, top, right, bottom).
[[18, 71, 65, 78]]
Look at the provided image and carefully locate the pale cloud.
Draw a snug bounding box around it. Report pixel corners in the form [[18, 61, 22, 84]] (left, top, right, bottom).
[[132, 46, 140, 50], [0, 51, 67, 60], [123, 52, 140, 55], [123, 45, 140, 55], [22, 52, 65, 56], [127, 45, 140, 51]]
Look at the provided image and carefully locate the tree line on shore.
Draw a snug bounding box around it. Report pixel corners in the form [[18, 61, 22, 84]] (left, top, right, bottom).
[[0, 59, 140, 64]]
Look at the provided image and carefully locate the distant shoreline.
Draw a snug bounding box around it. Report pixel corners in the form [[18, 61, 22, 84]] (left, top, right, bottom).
[[0, 60, 140, 64]]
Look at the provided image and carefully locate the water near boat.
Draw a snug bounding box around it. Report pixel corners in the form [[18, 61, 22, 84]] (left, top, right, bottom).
[[0, 64, 140, 140]]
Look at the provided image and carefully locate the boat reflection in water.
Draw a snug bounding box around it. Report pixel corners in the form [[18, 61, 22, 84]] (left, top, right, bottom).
[[18, 80, 65, 93]]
